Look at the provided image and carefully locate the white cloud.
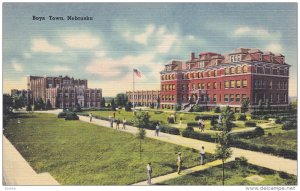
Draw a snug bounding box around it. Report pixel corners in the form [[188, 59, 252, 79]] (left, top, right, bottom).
[[233, 26, 281, 39], [31, 38, 63, 53], [95, 51, 107, 58], [49, 65, 71, 72], [265, 43, 282, 54], [133, 24, 155, 45], [23, 52, 31, 59], [12, 60, 23, 72], [62, 33, 100, 49], [187, 35, 195, 40], [156, 33, 177, 54]]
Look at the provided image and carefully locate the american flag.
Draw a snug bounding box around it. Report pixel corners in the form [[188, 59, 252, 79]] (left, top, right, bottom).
[[133, 68, 141, 78]]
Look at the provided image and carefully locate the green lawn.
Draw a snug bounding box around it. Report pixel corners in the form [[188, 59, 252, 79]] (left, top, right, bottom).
[[5, 113, 211, 185], [240, 127, 297, 151], [158, 161, 297, 185]]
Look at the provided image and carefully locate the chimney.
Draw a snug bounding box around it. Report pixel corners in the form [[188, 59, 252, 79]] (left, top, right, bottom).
[[191, 52, 195, 60]]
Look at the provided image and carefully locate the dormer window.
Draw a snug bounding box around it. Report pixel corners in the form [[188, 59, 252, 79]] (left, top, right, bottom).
[[259, 54, 262, 61]]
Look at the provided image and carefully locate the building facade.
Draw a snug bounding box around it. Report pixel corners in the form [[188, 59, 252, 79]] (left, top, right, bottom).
[[126, 90, 160, 107], [160, 48, 289, 111], [27, 75, 102, 108]]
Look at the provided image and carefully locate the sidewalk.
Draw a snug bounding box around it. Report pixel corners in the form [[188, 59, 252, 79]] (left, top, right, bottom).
[[3, 136, 59, 185], [133, 159, 231, 185]]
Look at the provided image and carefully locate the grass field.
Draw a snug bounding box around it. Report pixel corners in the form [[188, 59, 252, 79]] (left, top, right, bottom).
[[158, 161, 297, 185], [5, 113, 211, 185], [240, 127, 297, 151]]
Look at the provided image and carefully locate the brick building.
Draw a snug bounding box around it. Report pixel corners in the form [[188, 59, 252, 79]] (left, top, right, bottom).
[[160, 48, 290, 111], [27, 75, 102, 108], [126, 90, 160, 107]]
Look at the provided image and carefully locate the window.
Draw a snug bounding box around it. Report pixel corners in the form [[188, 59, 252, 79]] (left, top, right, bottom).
[[237, 66, 241, 74], [225, 81, 229, 89], [207, 71, 211, 77], [270, 94, 273, 103], [225, 68, 230, 75], [224, 94, 229, 102], [236, 80, 241, 88], [198, 83, 201, 89], [213, 94, 217, 102], [242, 94, 247, 101], [230, 80, 235, 88], [207, 94, 210, 102], [259, 54, 262, 61], [230, 94, 234, 102], [242, 65, 247, 73], [200, 72, 204, 78], [242, 80, 247, 88], [192, 84, 196, 90], [196, 72, 200, 78], [214, 70, 217, 77], [207, 82, 210, 89], [277, 94, 280, 103], [201, 83, 205, 89], [230, 67, 235, 74], [236, 94, 241, 102], [213, 82, 217, 89], [269, 80, 272, 89]]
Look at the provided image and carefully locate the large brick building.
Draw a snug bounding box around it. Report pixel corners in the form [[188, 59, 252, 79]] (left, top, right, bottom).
[[160, 48, 290, 111], [126, 90, 160, 107], [27, 75, 102, 108]]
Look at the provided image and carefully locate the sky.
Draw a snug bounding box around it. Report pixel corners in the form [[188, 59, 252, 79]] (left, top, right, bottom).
[[2, 3, 298, 97]]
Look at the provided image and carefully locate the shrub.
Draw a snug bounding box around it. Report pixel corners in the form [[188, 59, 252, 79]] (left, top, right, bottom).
[[187, 122, 198, 127], [279, 171, 293, 179], [182, 130, 215, 142], [214, 106, 221, 113], [210, 124, 223, 131], [195, 115, 218, 121], [244, 121, 256, 127], [174, 104, 181, 111], [230, 126, 264, 139], [275, 118, 282, 124], [65, 112, 79, 120], [210, 116, 217, 126], [185, 126, 194, 132], [160, 124, 180, 135], [168, 116, 175, 124], [57, 112, 67, 118], [282, 121, 297, 130], [238, 114, 247, 121]]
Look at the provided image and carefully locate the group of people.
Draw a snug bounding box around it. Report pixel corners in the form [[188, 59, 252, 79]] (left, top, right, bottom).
[[147, 146, 206, 185], [198, 119, 205, 132], [89, 113, 127, 129]]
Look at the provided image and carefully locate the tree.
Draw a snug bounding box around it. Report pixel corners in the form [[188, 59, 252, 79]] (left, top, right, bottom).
[[157, 96, 160, 109], [12, 95, 25, 110], [26, 104, 32, 112], [125, 102, 132, 111], [34, 98, 45, 110], [111, 98, 116, 111], [3, 94, 13, 115], [101, 97, 106, 107], [265, 99, 271, 110], [133, 112, 150, 160], [75, 102, 82, 112], [241, 98, 249, 114], [45, 99, 52, 110], [115, 93, 128, 107], [258, 99, 264, 111], [215, 105, 233, 185]]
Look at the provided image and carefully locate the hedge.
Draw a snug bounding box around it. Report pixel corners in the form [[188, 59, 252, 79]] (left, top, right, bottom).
[[187, 122, 199, 127], [244, 121, 256, 127], [181, 127, 216, 142], [195, 115, 219, 121], [230, 127, 264, 139], [57, 112, 67, 118], [238, 114, 247, 121], [282, 121, 297, 130], [230, 139, 297, 160], [65, 112, 79, 120], [160, 124, 180, 135]]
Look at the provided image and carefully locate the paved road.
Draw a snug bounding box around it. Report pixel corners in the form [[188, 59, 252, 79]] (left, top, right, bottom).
[[3, 136, 59, 185]]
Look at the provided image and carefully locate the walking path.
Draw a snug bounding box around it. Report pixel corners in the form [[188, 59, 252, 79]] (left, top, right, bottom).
[[133, 159, 232, 185], [3, 136, 59, 185]]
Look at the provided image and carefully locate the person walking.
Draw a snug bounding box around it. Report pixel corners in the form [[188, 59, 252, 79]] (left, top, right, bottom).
[[198, 119, 202, 130], [177, 152, 183, 174], [122, 118, 126, 129], [89, 113, 93, 122], [113, 112, 116, 119], [155, 122, 160, 136], [201, 121, 205, 132], [200, 146, 205, 165], [147, 162, 152, 185], [116, 119, 120, 129]]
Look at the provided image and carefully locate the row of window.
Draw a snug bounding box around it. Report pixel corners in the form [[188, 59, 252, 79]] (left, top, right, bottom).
[[129, 95, 158, 100], [162, 84, 176, 91], [179, 94, 248, 103], [253, 93, 288, 103], [162, 95, 176, 101], [254, 66, 288, 76], [254, 80, 288, 90]]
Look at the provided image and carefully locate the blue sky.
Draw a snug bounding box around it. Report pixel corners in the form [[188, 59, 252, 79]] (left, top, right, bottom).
[[3, 3, 297, 96]]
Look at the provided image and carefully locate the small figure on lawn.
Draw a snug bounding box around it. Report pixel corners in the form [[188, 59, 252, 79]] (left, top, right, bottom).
[[89, 113, 93, 122], [177, 152, 183, 174], [201, 121, 205, 132], [200, 146, 205, 165], [122, 118, 126, 129], [155, 122, 160, 136], [116, 119, 120, 129], [147, 162, 152, 185]]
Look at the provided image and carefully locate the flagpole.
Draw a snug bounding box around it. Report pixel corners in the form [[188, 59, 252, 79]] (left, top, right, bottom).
[[133, 68, 135, 115]]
